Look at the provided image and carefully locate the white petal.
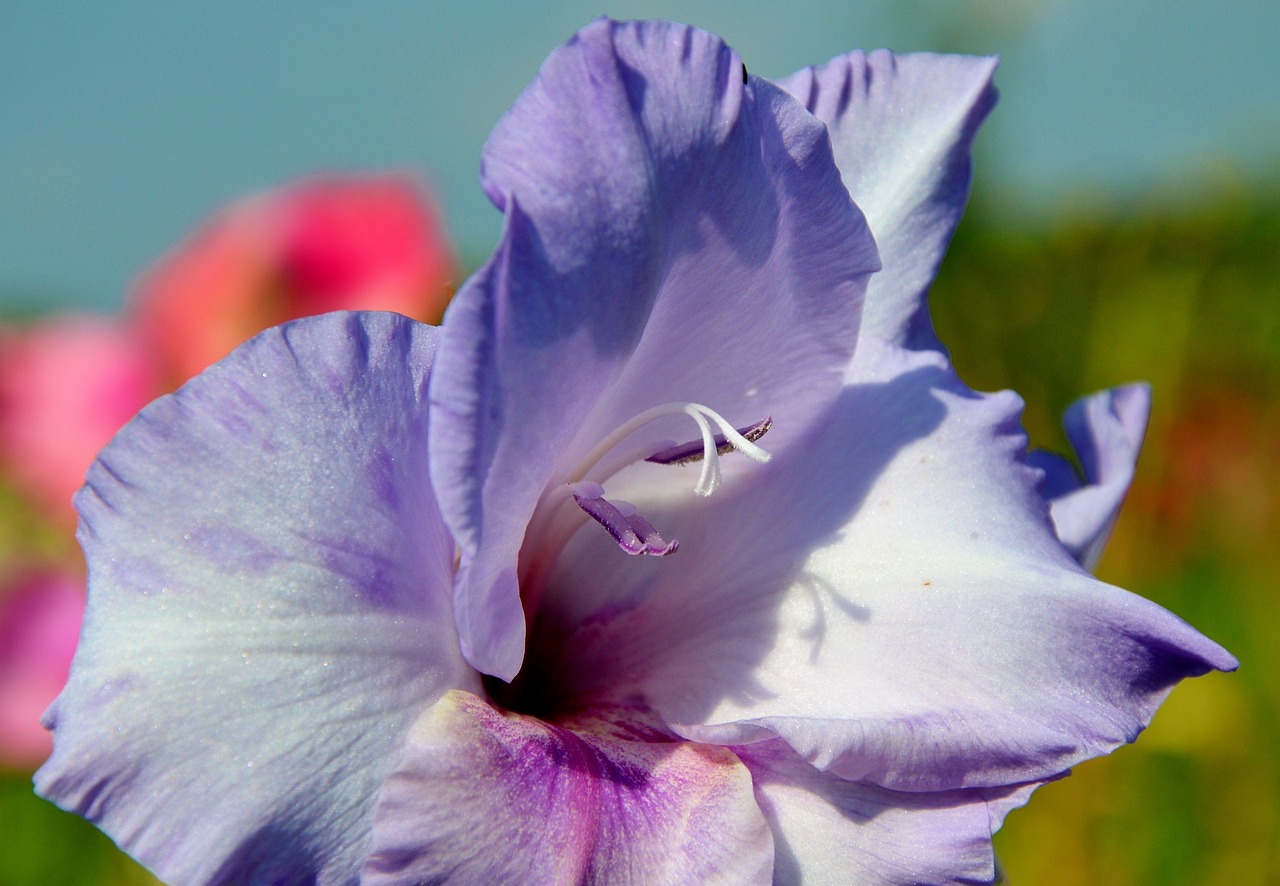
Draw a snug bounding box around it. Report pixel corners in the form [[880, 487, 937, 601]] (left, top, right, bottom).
[[532, 338, 1235, 794], [742, 740, 1040, 885], [778, 51, 998, 351]]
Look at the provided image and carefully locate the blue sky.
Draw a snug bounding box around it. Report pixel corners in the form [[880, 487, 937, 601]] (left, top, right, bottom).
[[3, 0, 1277, 310]]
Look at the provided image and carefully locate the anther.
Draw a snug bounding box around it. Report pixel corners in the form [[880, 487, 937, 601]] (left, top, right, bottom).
[[645, 416, 774, 466], [569, 482, 678, 557], [644, 410, 771, 497]]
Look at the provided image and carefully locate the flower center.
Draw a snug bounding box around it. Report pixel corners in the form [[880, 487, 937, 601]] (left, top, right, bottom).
[[498, 403, 772, 718], [516, 402, 772, 609], [560, 402, 771, 554]]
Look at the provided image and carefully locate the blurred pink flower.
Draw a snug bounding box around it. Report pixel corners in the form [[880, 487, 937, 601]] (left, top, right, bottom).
[[0, 316, 156, 526], [132, 174, 458, 385], [0, 572, 84, 769], [0, 173, 458, 529]]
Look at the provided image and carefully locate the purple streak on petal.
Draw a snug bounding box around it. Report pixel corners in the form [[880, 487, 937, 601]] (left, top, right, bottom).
[[777, 52, 998, 352], [1028, 383, 1151, 570], [430, 19, 877, 681], [362, 691, 773, 885], [573, 490, 679, 557], [645, 415, 773, 465], [739, 739, 1048, 886], [533, 338, 1235, 795], [34, 312, 479, 885]]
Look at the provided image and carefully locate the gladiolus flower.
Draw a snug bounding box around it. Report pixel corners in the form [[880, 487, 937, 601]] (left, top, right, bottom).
[[36, 21, 1234, 885]]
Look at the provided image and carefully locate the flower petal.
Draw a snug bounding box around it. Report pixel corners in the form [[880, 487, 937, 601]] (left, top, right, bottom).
[[1028, 383, 1151, 570], [35, 312, 478, 884], [430, 19, 878, 680], [777, 51, 998, 352], [362, 690, 773, 885], [534, 337, 1235, 793], [741, 740, 1042, 886]]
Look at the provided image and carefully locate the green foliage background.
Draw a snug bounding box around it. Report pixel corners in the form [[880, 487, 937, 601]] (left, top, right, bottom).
[[0, 179, 1275, 884]]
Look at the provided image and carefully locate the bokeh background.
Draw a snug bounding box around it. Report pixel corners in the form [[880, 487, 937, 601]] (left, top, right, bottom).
[[2, 1, 1276, 883]]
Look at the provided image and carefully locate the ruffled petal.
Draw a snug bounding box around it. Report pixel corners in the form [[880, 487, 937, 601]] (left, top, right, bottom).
[[740, 740, 1040, 886], [429, 19, 878, 681], [777, 51, 998, 352], [531, 337, 1235, 793], [361, 690, 772, 884], [1028, 384, 1151, 569], [35, 312, 479, 885]]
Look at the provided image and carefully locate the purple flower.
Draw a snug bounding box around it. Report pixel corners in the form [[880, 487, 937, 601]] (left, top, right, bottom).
[[36, 20, 1234, 885]]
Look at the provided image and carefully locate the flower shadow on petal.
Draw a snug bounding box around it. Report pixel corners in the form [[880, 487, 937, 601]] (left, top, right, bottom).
[[204, 822, 321, 886], [792, 571, 872, 665]]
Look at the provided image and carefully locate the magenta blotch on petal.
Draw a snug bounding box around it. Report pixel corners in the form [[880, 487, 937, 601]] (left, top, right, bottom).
[[362, 691, 773, 885]]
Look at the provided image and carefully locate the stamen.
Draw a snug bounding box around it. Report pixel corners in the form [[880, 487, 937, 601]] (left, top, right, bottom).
[[569, 482, 679, 557], [645, 416, 774, 466], [566, 402, 772, 495], [645, 413, 771, 496], [537, 402, 772, 563]]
